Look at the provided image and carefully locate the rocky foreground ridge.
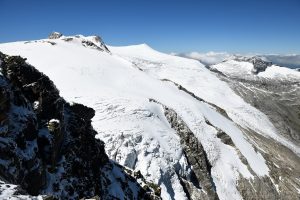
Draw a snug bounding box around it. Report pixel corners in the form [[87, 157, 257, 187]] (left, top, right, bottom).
[[0, 52, 160, 199]]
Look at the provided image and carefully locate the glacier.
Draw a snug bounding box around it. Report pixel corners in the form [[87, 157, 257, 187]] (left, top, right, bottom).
[[0, 33, 299, 200]]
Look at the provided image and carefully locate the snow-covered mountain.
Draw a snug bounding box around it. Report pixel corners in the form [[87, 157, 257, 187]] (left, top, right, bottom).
[[175, 52, 300, 69], [0, 33, 299, 200], [209, 57, 300, 154], [210, 56, 300, 80]]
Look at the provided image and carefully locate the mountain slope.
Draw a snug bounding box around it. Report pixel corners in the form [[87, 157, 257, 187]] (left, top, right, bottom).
[[0, 52, 159, 199], [209, 57, 300, 145], [0, 33, 299, 200]]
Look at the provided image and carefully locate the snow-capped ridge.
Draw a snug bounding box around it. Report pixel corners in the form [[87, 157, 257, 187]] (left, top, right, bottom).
[[48, 32, 110, 53], [211, 55, 300, 80], [221, 56, 272, 74]]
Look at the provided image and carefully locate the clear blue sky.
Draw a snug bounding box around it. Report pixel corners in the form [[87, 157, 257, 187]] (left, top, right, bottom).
[[0, 0, 299, 54]]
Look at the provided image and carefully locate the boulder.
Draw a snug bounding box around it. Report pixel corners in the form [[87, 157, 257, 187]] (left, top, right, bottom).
[[70, 103, 95, 121]]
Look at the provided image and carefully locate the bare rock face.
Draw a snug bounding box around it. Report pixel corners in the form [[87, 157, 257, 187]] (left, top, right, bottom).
[[163, 106, 218, 200], [148, 99, 218, 200], [0, 52, 160, 199], [48, 32, 63, 39], [70, 103, 95, 121]]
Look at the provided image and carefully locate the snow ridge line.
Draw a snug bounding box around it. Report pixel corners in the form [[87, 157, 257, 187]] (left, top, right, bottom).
[[160, 79, 230, 119]]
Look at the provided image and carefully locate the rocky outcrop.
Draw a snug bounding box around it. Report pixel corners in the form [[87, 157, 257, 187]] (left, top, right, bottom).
[[48, 32, 110, 53], [164, 107, 218, 200], [234, 56, 272, 74], [90, 35, 111, 53], [70, 103, 95, 121], [49, 32, 63, 39], [81, 37, 111, 53], [0, 52, 160, 199]]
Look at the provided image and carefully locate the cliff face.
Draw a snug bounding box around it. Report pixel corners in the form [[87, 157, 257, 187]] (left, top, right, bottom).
[[0, 52, 160, 199]]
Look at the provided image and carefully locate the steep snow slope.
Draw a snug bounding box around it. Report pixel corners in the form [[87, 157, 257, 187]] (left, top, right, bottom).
[[109, 45, 299, 155], [1, 34, 299, 199]]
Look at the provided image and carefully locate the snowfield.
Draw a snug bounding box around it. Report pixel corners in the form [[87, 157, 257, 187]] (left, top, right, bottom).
[[0, 35, 299, 200]]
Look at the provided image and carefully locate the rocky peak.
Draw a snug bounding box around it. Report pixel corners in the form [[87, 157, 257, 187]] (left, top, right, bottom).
[[48, 32, 63, 39], [81, 35, 110, 53]]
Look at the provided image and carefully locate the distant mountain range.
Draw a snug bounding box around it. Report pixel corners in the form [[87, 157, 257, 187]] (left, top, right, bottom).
[[173, 52, 300, 69]]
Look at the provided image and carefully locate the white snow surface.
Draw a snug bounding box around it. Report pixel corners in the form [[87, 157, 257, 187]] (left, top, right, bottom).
[[0, 181, 43, 200], [258, 64, 300, 79], [173, 51, 232, 65], [0, 36, 298, 200]]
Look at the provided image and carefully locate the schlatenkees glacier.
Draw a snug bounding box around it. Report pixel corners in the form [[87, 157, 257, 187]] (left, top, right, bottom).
[[0, 33, 299, 200]]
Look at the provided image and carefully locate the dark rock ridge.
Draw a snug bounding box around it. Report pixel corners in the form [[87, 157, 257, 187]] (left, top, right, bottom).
[[163, 107, 218, 200], [83, 35, 111, 53], [0, 52, 160, 199], [149, 99, 218, 200], [81, 39, 110, 53]]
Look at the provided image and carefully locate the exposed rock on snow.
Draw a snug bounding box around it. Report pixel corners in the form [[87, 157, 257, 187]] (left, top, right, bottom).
[[211, 56, 300, 81], [159, 101, 218, 200], [48, 32, 63, 39], [233, 56, 272, 74], [46, 32, 110, 53]]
